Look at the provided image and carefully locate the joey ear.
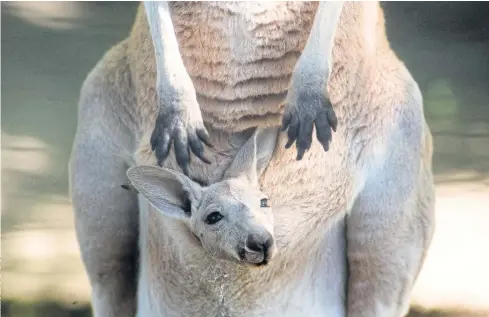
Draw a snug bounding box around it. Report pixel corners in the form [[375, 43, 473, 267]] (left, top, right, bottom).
[[224, 127, 279, 184], [126, 165, 202, 220]]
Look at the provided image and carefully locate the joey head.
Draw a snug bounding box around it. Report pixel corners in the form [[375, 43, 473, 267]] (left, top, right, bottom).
[[127, 128, 280, 266]]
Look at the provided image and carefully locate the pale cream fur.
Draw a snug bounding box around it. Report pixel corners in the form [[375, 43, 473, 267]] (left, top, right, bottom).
[[69, 2, 435, 317]]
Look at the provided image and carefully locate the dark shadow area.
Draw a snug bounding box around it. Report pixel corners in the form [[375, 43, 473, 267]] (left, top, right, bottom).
[[408, 306, 489, 317], [2, 300, 91, 317], [382, 2, 489, 182], [3, 300, 488, 317]]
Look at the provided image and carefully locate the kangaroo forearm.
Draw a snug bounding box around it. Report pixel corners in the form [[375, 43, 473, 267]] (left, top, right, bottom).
[[291, 1, 344, 90], [144, 1, 196, 109], [145, 2, 210, 171], [281, 2, 344, 158]]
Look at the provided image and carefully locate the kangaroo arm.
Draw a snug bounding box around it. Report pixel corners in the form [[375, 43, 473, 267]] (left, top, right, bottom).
[[144, 1, 211, 175], [144, 1, 194, 99], [294, 1, 345, 89], [282, 2, 344, 160]]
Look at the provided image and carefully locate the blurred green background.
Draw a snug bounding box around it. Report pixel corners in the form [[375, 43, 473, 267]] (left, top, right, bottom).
[[2, 2, 488, 317]]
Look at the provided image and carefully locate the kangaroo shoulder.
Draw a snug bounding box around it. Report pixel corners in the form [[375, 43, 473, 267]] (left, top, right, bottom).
[[373, 56, 425, 148], [79, 40, 135, 119]]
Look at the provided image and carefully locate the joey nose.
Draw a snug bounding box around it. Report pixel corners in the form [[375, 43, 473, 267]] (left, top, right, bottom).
[[246, 232, 274, 254]]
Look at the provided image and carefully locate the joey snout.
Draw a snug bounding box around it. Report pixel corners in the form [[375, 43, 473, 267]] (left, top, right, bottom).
[[240, 231, 276, 266]]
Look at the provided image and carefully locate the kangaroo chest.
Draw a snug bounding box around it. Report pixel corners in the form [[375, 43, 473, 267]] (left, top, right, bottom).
[[168, 2, 319, 131]]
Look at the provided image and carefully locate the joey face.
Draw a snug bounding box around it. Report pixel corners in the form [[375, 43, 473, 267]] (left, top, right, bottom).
[[127, 128, 280, 267], [189, 178, 276, 266]]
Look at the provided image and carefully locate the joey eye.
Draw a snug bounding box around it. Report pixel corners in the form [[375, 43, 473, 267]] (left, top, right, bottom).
[[205, 212, 223, 225], [260, 198, 270, 208]]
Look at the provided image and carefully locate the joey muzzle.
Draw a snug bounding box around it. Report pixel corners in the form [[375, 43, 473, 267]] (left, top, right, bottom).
[[240, 231, 275, 266]]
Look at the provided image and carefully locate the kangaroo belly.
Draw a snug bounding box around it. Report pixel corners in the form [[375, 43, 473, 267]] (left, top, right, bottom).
[[136, 130, 355, 317], [169, 2, 318, 131]]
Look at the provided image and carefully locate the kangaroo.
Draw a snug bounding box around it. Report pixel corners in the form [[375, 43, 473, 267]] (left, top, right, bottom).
[[127, 128, 279, 267], [69, 2, 435, 317]]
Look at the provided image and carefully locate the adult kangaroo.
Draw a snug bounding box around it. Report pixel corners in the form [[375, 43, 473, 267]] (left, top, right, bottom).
[[69, 2, 435, 317]]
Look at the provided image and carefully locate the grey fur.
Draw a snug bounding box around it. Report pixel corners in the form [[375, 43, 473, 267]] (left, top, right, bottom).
[[69, 2, 435, 317]]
